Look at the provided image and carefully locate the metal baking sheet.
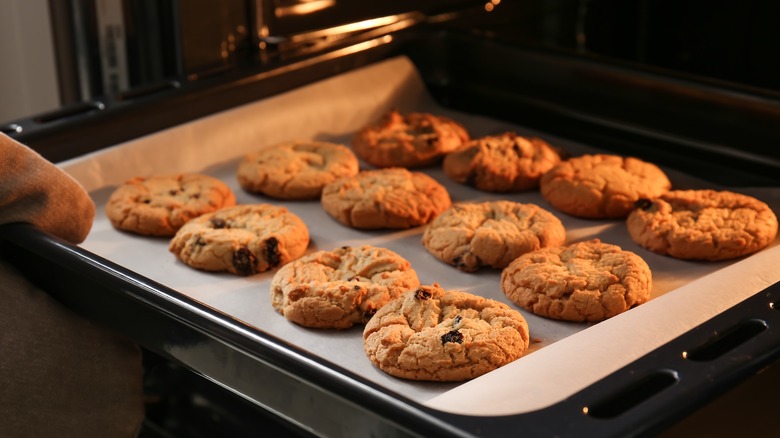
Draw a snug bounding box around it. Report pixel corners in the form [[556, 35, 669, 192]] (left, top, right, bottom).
[[61, 56, 780, 416]]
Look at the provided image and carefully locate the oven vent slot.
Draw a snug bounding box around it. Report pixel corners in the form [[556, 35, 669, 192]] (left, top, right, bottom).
[[585, 370, 678, 419], [33, 102, 105, 124], [683, 319, 767, 362]]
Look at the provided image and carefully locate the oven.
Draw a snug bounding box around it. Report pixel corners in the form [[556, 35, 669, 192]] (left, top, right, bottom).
[[3, 1, 780, 436]]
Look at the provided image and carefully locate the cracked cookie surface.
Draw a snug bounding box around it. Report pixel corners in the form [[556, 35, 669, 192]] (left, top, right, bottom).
[[627, 189, 778, 261], [352, 110, 469, 168], [321, 168, 451, 229], [270, 245, 420, 329], [422, 201, 566, 272], [106, 173, 236, 236], [501, 239, 651, 322], [363, 284, 530, 381], [540, 154, 671, 218], [169, 204, 309, 275], [443, 132, 561, 192], [237, 141, 359, 200]]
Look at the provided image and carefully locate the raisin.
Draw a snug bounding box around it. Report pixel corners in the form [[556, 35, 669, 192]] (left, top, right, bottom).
[[441, 330, 463, 345], [453, 315, 462, 326], [210, 218, 227, 229], [512, 142, 524, 157], [341, 245, 351, 250], [232, 247, 256, 276], [414, 288, 431, 300], [169, 189, 179, 196], [353, 285, 361, 291], [635, 198, 653, 211], [265, 237, 280, 268]]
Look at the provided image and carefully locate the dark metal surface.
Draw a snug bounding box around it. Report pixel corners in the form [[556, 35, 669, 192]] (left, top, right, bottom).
[[403, 32, 780, 187]]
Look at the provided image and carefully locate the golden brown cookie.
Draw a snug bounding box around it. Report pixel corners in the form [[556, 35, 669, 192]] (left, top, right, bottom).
[[501, 239, 651, 322], [321, 168, 451, 229], [352, 110, 470, 168], [422, 201, 566, 272], [540, 154, 672, 219], [237, 141, 359, 200], [169, 204, 309, 276], [443, 132, 561, 192], [363, 284, 530, 381], [627, 190, 778, 261], [270, 245, 420, 329], [106, 173, 236, 236]]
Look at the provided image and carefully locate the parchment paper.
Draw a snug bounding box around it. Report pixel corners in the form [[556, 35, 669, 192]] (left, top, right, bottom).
[[60, 57, 780, 415]]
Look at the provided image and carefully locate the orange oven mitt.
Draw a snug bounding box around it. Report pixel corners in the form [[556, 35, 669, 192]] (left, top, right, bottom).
[[0, 133, 144, 437]]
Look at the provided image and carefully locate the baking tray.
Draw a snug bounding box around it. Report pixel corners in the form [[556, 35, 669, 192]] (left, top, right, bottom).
[[4, 35, 780, 437]]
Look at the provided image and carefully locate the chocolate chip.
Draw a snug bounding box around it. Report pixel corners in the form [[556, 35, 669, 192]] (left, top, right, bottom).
[[416, 122, 435, 135], [210, 218, 227, 229], [265, 237, 280, 268], [635, 198, 653, 210], [232, 247, 256, 276], [169, 189, 179, 196], [414, 288, 431, 300], [452, 256, 465, 269], [353, 285, 360, 291], [441, 330, 463, 345]]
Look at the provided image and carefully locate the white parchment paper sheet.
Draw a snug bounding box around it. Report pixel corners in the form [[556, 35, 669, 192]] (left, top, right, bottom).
[[60, 57, 780, 416]]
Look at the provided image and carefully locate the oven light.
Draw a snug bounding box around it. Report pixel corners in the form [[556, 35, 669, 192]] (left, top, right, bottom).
[[276, 0, 336, 18], [582, 406, 589, 415], [682, 351, 689, 359], [485, 0, 501, 11]]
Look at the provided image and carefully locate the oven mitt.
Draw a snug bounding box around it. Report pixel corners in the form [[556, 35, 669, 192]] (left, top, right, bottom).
[[0, 133, 144, 437]]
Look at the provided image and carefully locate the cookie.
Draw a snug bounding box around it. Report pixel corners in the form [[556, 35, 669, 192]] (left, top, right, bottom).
[[169, 204, 309, 275], [443, 132, 561, 192], [237, 140, 359, 200], [352, 110, 470, 168], [106, 173, 236, 236], [270, 245, 420, 329], [321, 168, 451, 229], [422, 201, 566, 272], [540, 154, 672, 219], [363, 284, 530, 381], [627, 190, 778, 261], [501, 239, 651, 322]]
